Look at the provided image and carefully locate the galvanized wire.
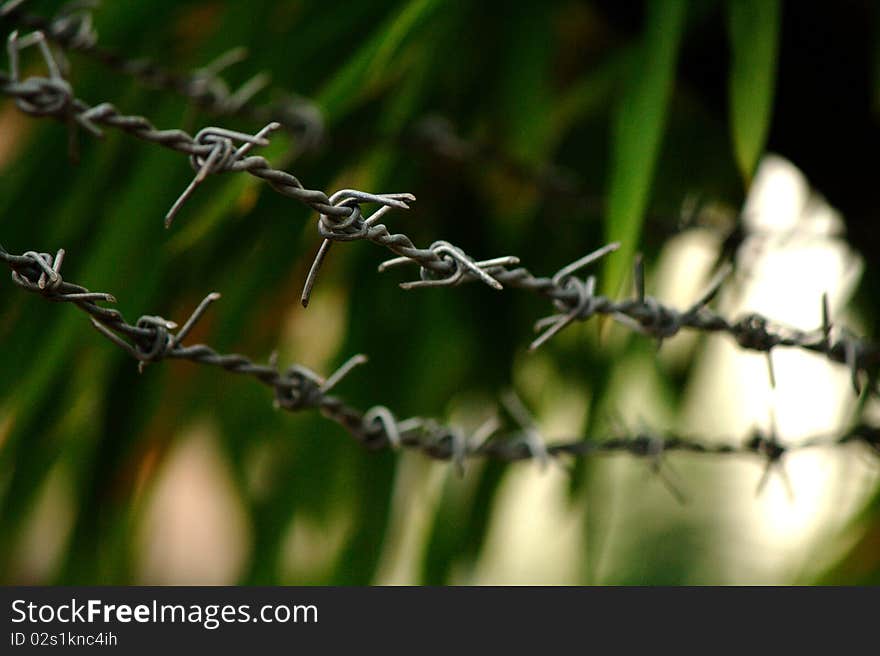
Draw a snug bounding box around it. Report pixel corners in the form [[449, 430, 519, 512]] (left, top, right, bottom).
[[0, 3, 604, 213], [0, 30, 376, 217], [0, 2, 794, 264], [396, 247, 880, 396], [3, 242, 879, 493], [0, 0, 324, 149], [0, 2, 691, 232], [0, 29, 485, 300], [1, 28, 878, 396]]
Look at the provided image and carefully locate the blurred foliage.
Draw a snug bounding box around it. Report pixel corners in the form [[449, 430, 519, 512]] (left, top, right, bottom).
[[726, 0, 780, 183], [0, 0, 878, 585], [602, 0, 685, 297]]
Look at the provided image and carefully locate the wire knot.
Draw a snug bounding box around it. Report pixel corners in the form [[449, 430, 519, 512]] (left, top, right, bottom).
[[564, 276, 601, 320], [414, 240, 469, 287], [636, 297, 682, 340], [316, 200, 366, 242], [14, 75, 73, 116], [10, 250, 64, 292], [48, 1, 99, 50], [416, 420, 468, 472], [529, 243, 619, 350], [379, 240, 518, 292], [746, 427, 793, 498], [275, 366, 325, 411], [133, 316, 176, 362], [315, 190, 414, 242], [628, 433, 666, 458], [189, 128, 240, 176], [362, 406, 402, 449], [165, 123, 279, 227], [733, 314, 781, 352], [5, 30, 76, 116], [746, 430, 786, 461], [301, 190, 415, 307], [274, 354, 368, 412]]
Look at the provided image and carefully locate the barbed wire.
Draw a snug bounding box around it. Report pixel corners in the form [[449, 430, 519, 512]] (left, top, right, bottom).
[[3, 241, 879, 498], [0, 0, 324, 150], [0, 29, 502, 301], [1, 28, 878, 397], [0, 1, 749, 253], [0, 1, 588, 202], [0, 1, 827, 271], [0, 3, 699, 237]]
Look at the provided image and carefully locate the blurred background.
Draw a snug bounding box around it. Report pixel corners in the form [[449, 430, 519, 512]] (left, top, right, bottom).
[[1, 0, 879, 585]]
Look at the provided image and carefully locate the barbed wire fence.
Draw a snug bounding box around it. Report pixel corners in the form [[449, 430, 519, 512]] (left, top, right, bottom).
[[3, 243, 879, 489], [0, 0, 325, 151], [0, 0, 760, 252], [0, 1, 738, 239], [1, 14, 879, 499]]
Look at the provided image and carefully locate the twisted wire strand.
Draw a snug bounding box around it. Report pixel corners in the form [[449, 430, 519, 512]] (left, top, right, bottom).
[[3, 0, 715, 253], [380, 239, 879, 397], [3, 242, 880, 489], [0, 2, 792, 267], [0, 2, 611, 219], [0, 0, 324, 146], [0, 29, 481, 304], [0, 30, 356, 217], [0, 0, 581, 201], [2, 29, 877, 395], [0, 30, 471, 280]]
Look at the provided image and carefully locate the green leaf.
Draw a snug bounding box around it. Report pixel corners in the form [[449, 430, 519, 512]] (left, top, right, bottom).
[[316, 0, 442, 122], [602, 0, 687, 297], [727, 0, 781, 183], [547, 47, 633, 155]]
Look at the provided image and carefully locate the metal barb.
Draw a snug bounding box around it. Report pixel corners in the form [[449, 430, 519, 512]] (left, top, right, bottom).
[[751, 412, 794, 502], [165, 123, 279, 227], [363, 406, 401, 449], [2, 59, 876, 390], [3, 236, 880, 468], [652, 454, 689, 505], [687, 263, 732, 314], [2, 26, 880, 478], [470, 414, 502, 453], [380, 241, 518, 292], [552, 242, 620, 284], [501, 390, 550, 469], [2, 3, 324, 143], [172, 292, 221, 347], [320, 353, 368, 393], [821, 292, 832, 344], [302, 191, 416, 307], [450, 428, 468, 476], [633, 254, 646, 303]]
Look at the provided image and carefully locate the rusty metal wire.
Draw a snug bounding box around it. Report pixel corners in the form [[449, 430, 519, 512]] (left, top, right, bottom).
[[381, 239, 879, 396], [0, 29, 375, 221], [0, 1, 697, 240], [1, 28, 878, 395], [3, 242, 879, 493], [0, 2, 580, 199], [0, 29, 501, 303], [0, 0, 324, 149], [0, 28, 430, 299], [0, 3, 796, 267]]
